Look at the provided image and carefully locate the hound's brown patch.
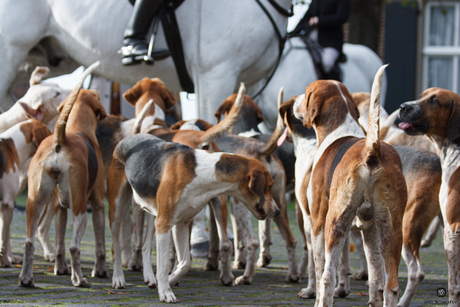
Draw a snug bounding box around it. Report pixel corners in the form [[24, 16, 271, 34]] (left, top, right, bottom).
[[215, 154, 248, 183], [310, 137, 359, 235], [351, 92, 370, 119], [215, 94, 263, 124], [123, 78, 176, 116], [107, 150, 127, 226], [302, 81, 359, 144], [19, 119, 51, 148], [65, 89, 107, 142], [0, 138, 19, 178], [155, 151, 197, 234]]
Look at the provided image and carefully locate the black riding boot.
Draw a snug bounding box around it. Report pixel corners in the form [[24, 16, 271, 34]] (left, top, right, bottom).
[[121, 0, 170, 65]]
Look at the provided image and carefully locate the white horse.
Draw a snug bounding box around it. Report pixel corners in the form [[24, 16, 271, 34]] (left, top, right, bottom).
[[0, 0, 292, 122], [256, 37, 387, 131]]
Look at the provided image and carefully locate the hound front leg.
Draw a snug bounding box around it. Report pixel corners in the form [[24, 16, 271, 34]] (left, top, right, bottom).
[[69, 211, 89, 287], [142, 213, 157, 289], [399, 244, 425, 307], [272, 210, 300, 283], [156, 229, 178, 303], [257, 218, 272, 267], [230, 197, 247, 269], [235, 200, 259, 285], [443, 227, 460, 305], [169, 222, 192, 286], [36, 199, 56, 262], [208, 196, 234, 286]]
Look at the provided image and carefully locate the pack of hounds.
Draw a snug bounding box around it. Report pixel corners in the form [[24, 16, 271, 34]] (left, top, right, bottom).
[[1, 61, 458, 306]]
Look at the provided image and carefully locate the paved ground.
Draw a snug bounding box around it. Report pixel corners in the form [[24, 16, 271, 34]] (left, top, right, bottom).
[[0, 195, 451, 306]]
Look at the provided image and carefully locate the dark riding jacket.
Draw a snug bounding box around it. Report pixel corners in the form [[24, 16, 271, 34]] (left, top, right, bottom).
[[291, 0, 350, 53]]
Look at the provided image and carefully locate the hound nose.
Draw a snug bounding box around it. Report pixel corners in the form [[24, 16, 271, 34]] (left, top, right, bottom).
[[274, 208, 280, 217], [399, 102, 413, 114]]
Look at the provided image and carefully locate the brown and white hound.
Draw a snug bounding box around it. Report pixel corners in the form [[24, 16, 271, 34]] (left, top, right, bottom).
[[0, 119, 50, 267], [399, 87, 460, 304], [19, 62, 109, 288], [285, 65, 407, 306], [106, 131, 280, 303]]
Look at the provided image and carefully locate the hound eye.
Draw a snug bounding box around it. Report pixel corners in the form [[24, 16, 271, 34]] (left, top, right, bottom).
[[429, 97, 438, 105], [54, 92, 60, 98]]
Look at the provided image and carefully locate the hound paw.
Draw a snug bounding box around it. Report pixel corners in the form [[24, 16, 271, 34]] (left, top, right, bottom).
[[159, 288, 179, 303], [112, 276, 126, 289], [285, 272, 300, 283], [297, 287, 316, 299], [235, 275, 252, 285], [55, 263, 71, 275], [204, 258, 219, 271], [334, 286, 349, 298], [219, 273, 235, 286], [43, 252, 55, 262], [72, 276, 90, 288], [18, 274, 35, 287], [354, 270, 368, 280], [128, 252, 143, 271], [256, 254, 272, 267], [420, 239, 432, 248], [144, 274, 157, 289], [0, 258, 12, 268], [92, 266, 109, 278], [9, 254, 23, 264], [232, 260, 246, 270]]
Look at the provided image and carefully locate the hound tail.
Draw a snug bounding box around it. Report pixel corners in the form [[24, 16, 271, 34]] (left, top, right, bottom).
[[365, 64, 387, 163], [379, 108, 399, 140], [259, 87, 284, 156], [133, 99, 154, 134], [54, 61, 100, 150], [198, 83, 245, 149]]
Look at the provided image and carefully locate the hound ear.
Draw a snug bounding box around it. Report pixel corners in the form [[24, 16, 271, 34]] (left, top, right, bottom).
[[196, 119, 214, 131], [20, 120, 51, 148], [57, 97, 67, 113], [256, 107, 264, 124], [303, 90, 318, 129], [214, 98, 235, 123], [279, 96, 296, 123], [170, 120, 187, 130], [123, 83, 143, 106], [447, 97, 460, 141], [31, 123, 52, 148], [89, 90, 107, 121], [162, 88, 176, 110], [29, 66, 50, 86], [247, 169, 266, 201]]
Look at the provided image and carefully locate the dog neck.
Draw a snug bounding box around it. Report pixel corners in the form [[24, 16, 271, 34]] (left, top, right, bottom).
[[0, 104, 29, 133], [437, 139, 460, 177], [312, 112, 365, 168]]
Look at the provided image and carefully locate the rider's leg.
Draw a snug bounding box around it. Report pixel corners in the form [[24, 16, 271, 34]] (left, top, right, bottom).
[[121, 0, 169, 65], [321, 47, 340, 74]]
